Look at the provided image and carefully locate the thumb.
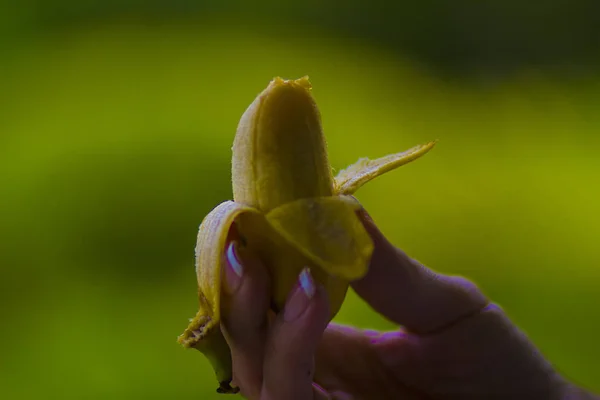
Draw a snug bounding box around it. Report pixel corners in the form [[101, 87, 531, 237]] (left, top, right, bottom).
[[352, 209, 489, 334]]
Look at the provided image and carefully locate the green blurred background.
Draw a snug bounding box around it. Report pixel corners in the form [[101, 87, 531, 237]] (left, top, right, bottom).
[[1, 1, 599, 398]]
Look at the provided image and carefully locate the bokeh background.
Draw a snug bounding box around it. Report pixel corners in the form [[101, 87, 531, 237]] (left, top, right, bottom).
[[1, 1, 599, 399]]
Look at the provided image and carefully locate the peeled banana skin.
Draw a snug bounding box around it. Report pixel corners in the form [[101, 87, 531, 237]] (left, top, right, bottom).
[[178, 76, 436, 394]]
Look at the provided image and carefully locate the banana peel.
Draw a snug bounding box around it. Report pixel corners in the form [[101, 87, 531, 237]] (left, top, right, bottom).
[[178, 76, 436, 394]]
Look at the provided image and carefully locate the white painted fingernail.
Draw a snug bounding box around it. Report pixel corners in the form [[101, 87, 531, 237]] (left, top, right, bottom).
[[284, 268, 315, 322], [299, 268, 316, 298], [224, 241, 243, 294], [226, 241, 243, 277]]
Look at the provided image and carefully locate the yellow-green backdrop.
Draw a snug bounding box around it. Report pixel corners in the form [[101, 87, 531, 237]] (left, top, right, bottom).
[[1, 4, 599, 399]]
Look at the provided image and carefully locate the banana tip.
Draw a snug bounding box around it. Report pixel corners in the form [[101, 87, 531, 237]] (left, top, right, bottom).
[[270, 76, 312, 91]]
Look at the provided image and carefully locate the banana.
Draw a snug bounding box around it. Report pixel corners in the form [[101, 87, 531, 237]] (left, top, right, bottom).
[[177, 76, 436, 394]]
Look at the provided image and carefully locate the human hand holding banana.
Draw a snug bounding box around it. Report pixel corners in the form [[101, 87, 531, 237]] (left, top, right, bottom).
[[214, 209, 596, 400], [178, 77, 597, 399]]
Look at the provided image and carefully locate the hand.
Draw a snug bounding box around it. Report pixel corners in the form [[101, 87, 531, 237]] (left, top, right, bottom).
[[220, 210, 597, 399]]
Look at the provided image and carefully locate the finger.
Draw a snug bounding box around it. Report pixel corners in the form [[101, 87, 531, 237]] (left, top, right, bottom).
[[315, 324, 423, 400], [315, 324, 375, 392], [352, 209, 489, 334], [261, 268, 330, 400], [221, 239, 271, 399], [315, 324, 382, 398]]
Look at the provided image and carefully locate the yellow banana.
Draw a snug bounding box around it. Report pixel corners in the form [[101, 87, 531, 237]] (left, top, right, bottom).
[[178, 76, 436, 394]]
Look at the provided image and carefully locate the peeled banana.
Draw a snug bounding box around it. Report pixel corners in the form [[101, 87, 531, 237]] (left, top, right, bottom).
[[178, 76, 436, 394]]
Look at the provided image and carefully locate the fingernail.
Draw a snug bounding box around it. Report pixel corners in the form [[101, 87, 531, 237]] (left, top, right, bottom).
[[224, 241, 243, 294], [284, 268, 315, 322]]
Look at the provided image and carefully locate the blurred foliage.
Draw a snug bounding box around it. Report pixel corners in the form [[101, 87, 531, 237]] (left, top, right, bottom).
[[2, 0, 600, 76], [1, 4, 599, 400]]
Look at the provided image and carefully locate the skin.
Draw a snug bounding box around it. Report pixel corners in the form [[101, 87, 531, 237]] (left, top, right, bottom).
[[220, 209, 599, 400]]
